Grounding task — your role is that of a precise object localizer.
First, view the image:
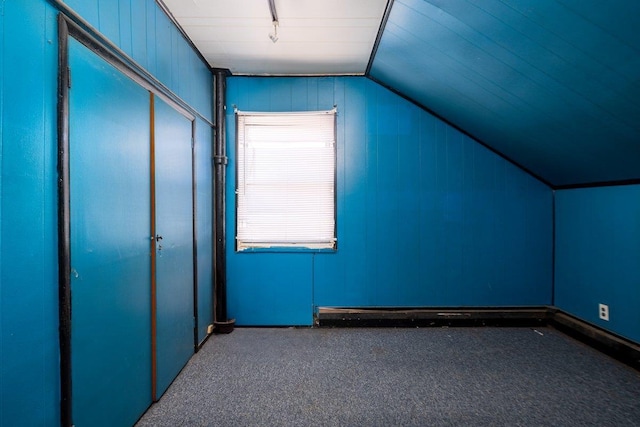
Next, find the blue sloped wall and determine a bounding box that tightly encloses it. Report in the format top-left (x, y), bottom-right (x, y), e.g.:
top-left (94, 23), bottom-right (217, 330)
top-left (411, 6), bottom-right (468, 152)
top-left (0, 0), bottom-right (213, 425)
top-left (226, 76), bottom-right (553, 325)
top-left (555, 185), bottom-right (640, 344)
top-left (370, 0), bottom-right (640, 186)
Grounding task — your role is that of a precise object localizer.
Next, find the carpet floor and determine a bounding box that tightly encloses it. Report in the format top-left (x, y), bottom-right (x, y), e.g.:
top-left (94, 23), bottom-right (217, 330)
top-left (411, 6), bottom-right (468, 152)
top-left (136, 327), bottom-right (640, 427)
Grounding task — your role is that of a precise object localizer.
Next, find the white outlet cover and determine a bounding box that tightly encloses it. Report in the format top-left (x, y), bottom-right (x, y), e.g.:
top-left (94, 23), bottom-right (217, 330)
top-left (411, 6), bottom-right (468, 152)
top-left (599, 304), bottom-right (609, 321)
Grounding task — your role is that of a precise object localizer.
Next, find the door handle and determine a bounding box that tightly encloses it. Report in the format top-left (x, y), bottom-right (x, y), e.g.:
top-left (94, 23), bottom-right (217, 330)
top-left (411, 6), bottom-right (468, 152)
top-left (155, 235), bottom-right (163, 252)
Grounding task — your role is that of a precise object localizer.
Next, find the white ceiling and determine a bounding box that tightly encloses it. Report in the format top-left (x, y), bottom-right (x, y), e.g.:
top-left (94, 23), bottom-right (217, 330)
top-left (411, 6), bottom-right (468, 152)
top-left (161, 0), bottom-right (389, 75)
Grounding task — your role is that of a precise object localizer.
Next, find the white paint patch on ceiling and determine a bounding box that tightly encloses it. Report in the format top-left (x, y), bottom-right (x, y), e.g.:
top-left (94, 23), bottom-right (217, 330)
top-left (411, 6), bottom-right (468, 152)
top-left (161, 0), bottom-right (389, 75)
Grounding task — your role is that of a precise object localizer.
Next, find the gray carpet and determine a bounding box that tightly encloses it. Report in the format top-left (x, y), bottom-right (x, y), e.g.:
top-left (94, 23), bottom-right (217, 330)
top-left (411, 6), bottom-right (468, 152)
top-left (136, 327), bottom-right (640, 427)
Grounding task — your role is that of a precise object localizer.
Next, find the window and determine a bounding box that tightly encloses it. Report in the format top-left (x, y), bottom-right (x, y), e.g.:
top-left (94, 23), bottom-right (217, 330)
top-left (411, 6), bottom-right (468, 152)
top-left (236, 109), bottom-right (337, 251)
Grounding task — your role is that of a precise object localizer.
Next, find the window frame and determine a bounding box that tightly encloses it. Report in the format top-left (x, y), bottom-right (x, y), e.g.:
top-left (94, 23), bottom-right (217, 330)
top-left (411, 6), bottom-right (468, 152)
top-left (234, 108), bottom-right (338, 252)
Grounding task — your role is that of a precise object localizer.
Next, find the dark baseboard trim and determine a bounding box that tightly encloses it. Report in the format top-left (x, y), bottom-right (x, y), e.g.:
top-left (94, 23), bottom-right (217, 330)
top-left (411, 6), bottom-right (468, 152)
top-left (549, 310), bottom-right (640, 370)
top-left (316, 306), bottom-right (640, 370)
top-left (316, 307), bottom-right (550, 328)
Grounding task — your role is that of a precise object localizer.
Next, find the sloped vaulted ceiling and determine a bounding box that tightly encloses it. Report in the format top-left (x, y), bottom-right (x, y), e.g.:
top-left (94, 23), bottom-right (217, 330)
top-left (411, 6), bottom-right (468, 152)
top-left (369, 0), bottom-right (640, 187)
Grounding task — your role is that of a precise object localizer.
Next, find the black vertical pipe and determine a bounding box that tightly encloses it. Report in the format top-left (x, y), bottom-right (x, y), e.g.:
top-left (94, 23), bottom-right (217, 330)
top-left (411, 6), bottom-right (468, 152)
top-left (57, 13), bottom-right (73, 427)
top-left (213, 69), bottom-right (234, 333)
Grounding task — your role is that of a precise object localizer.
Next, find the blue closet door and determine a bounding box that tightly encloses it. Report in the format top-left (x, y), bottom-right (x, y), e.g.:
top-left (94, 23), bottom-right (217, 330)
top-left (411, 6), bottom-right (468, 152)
top-left (69, 38), bottom-right (152, 427)
top-left (154, 97), bottom-right (195, 397)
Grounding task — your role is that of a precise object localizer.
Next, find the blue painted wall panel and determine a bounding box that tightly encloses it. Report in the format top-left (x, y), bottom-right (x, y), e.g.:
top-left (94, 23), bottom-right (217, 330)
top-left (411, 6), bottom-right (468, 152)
top-left (371, 0), bottom-right (640, 186)
top-left (195, 119), bottom-right (214, 342)
top-left (63, 0), bottom-right (99, 25)
top-left (118, 0), bottom-right (133, 57)
top-left (98, 0), bottom-right (120, 47)
top-left (178, 40), bottom-right (189, 106)
top-left (555, 186), bottom-right (640, 344)
top-left (170, 28), bottom-right (182, 98)
top-left (145, 0), bottom-right (157, 76)
top-left (227, 253), bottom-right (314, 326)
top-left (153, 7), bottom-right (173, 94)
top-left (226, 77), bottom-right (553, 325)
top-left (0, 1), bottom-right (60, 425)
top-left (130, 0), bottom-right (148, 70)
top-left (62, 0), bottom-right (213, 122)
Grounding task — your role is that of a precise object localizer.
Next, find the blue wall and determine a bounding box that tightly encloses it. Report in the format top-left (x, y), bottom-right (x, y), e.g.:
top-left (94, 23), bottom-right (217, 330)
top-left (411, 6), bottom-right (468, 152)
top-left (61, 0), bottom-right (212, 118)
top-left (226, 77), bottom-right (553, 326)
top-left (371, 0), bottom-right (640, 187)
top-left (0, 1), bottom-right (213, 425)
top-left (6, 1), bottom-right (636, 424)
top-left (196, 118), bottom-right (214, 343)
top-left (1, 2), bottom-right (59, 425)
top-left (555, 185), bottom-right (640, 344)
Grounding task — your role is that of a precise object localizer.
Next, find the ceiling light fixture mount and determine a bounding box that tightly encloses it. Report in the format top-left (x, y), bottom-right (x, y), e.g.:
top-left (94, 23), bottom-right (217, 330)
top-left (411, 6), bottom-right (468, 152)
top-left (268, 0), bottom-right (279, 43)
top-left (269, 21), bottom-right (279, 43)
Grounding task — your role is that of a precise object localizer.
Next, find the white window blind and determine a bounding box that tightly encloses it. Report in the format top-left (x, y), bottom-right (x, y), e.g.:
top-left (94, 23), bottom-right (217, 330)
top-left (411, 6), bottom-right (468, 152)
top-left (236, 109), bottom-right (336, 251)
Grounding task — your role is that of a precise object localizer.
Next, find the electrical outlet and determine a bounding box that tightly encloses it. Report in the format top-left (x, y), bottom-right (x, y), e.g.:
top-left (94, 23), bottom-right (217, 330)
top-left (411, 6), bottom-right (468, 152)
top-left (599, 304), bottom-right (609, 321)
top-left (207, 324), bottom-right (214, 334)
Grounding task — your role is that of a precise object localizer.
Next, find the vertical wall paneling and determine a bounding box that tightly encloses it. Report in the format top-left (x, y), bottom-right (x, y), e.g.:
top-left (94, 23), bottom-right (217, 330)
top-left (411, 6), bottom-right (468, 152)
top-left (363, 79), bottom-right (379, 305)
top-left (396, 98), bottom-right (421, 304)
top-left (130, 0), bottom-right (147, 69)
top-left (340, 79), bottom-right (367, 305)
top-left (97, 0), bottom-right (119, 47)
top-left (374, 85), bottom-right (400, 305)
top-left (61, 0), bottom-right (213, 123)
top-left (170, 22), bottom-right (180, 97)
top-left (196, 117), bottom-right (214, 343)
top-left (42, 10), bottom-right (59, 424)
top-left (555, 185), bottom-right (640, 344)
top-left (154, 7), bottom-right (172, 95)
top-left (61, 0), bottom-right (98, 25)
top-left (118, 0), bottom-right (133, 58)
top-left (68, 37), bottom-right (152, 427)
top-left (226, 253), bottom-right (314, 326)
top-left (145, 0), bottom-right (157, 77)
top-left (1, 1), bottom-right (60, 425)
top-left (154, 96), bottom-right (195, 397)
top-left (226, 77), bottom-right (553, 325)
